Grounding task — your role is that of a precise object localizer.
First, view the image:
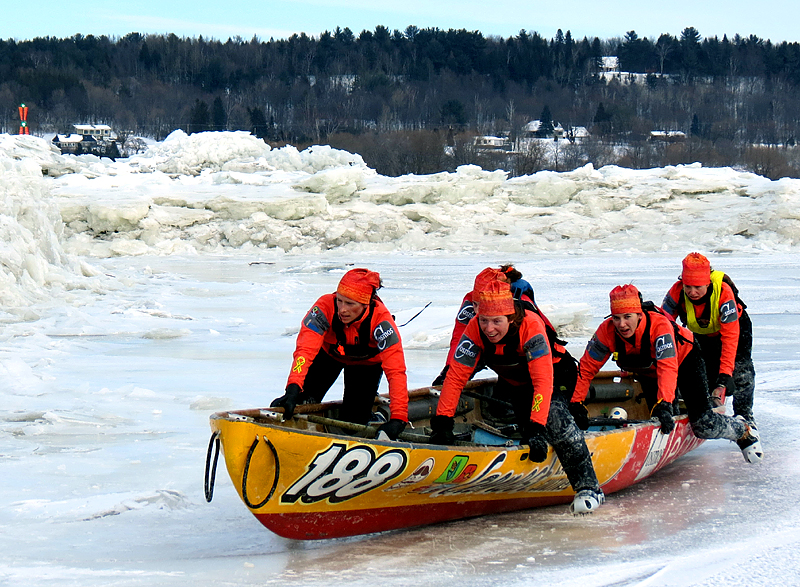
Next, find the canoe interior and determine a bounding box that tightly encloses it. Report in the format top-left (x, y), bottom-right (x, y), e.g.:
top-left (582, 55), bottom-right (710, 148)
top-left (221, 371), bottom-right (655, 443)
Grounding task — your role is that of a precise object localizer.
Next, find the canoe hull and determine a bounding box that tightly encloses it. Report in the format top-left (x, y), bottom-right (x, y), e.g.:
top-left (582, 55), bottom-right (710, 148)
top-left (210, 401), bottom-right (703, 540)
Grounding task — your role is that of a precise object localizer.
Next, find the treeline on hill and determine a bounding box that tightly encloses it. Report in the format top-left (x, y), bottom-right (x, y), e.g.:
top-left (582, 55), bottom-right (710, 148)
top-left (2, 26), bottom-right (800, 178)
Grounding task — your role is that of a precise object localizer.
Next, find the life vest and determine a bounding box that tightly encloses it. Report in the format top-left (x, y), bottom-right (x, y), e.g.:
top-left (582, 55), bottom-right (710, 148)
top-left (517, 299), bottom-right (571, 360)
top-left (478, 321), bottom-right (529, 382)
top-left (681, 271), bottom-right (725, 335)
top-left (476, 300), bottom-right (568, 381)
top-left (614, 303), bottom-right (691, 372)
top-left (329, 301), bottom-right (379, 360)
top-left (614, 311), bottom-right (655, 373)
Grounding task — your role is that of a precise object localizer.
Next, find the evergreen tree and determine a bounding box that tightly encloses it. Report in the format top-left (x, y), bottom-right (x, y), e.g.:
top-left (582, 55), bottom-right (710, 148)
top-left (538, 105), bottom-right (554, 137)
top-left (188, 99), bottom-right (211, 134)
top-left (440, 100), bottom-right (467, 125)
top-left (249, 106), bottom-right (268, 139)
top-left (691, 114), bottom-right (701, 137)
top-left (593, 102), bottom-right (613, 136)
top-left (212, 96), bottom-right (226, 131)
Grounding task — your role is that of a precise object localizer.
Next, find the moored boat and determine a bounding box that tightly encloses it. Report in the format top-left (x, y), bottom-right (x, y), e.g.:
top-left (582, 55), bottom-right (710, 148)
top-left (205, 371), bottom-right (704, 540)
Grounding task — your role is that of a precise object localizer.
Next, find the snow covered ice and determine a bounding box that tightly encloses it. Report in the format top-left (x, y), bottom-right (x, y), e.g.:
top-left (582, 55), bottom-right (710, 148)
top-left (2, 131), bottom-right (800, 586)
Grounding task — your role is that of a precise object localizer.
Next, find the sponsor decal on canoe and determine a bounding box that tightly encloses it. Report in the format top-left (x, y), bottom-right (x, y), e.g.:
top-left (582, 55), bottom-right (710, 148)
top-left (435, 455), bottom-right (469, 482)
top-left (413, 452), bottom-right (571, 498)
top-left (635, 423), bottom-right (705, 481)
top-left (432, 455), bottom-right (479, 483)
top-left (386, 457), bottom-right (435, 491)
top-left (281, 443), bottom-right (407, 504)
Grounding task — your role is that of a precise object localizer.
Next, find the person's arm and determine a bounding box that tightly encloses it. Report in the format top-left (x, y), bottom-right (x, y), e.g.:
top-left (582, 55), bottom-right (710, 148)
top-left (661, 282), bottom-right (683, 319)
top-left (444, 294), bottom-right (475, 366)
top-left (716, 283), bottom-right (740, 385)
top-left (437, 320), bottom-right (483, 417)
top-left (286, 295), bottom-right (333, 390)
top-left (520, 316), bottom-right (554, 426)
top-left (651, 318), bottom-right (680, 404)
top-left (371, 304), bottom-right (409, 422)
top-left (572, 322), bottom-right (613, 402)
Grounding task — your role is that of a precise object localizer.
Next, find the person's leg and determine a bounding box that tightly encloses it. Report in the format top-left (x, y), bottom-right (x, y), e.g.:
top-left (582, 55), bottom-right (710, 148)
top-left (340, 363), bottom-right (384, 424)
top-left (504, 379), bottom-right (534, 429)
top-left (301, 350), bottom-right (344, 403)
top-left (635, 376), bottom-right (659, 412)
top-left (678, 344), bottom-right (746, 441)
top-left (695, 334), bottom-right (722, 390)
top-left (553, 351), bottom-right (578, 399)
top-left (545, 393), bottom-right (601, 493)
top-left (732, 311), bottom-right (756, 424)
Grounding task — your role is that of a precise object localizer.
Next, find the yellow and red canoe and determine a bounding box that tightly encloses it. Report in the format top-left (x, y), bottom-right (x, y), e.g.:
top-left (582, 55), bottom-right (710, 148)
top-left (206, 373), bottom-right (703, 540)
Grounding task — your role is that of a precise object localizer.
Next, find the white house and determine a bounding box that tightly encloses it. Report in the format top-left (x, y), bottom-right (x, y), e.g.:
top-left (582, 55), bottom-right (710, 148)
top-left (600, 56), bottom-right (619, 72)
top-left (649, 130), bottom-right (687, 143)
top-left (53, 124), bottom-right (120, 157)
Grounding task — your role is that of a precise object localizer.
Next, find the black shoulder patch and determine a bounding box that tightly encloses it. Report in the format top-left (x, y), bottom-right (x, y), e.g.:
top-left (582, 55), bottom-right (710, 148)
top-left (523, 333), bottom-right (550, 362)
top-left (373, 321), bottom-right (400, 351)
top-left (453, 334), bottom-right (480, 368)
top-left (302, 306), bottom-right (330, 335)
top-left (456, 300), bottom-right (476, 325)
top-left (586, 336), bottom-right (610, 362)
top-left (720, 300), bottom-right (738, 324)
top-left (654, 333), bottom-right (677, 360)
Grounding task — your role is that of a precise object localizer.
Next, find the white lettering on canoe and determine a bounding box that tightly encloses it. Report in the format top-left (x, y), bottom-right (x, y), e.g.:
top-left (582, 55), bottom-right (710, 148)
top-left (281, 443), bottom-right (408, 505)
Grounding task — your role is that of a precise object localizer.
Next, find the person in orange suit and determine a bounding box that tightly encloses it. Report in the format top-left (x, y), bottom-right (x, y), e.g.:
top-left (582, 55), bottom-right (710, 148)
top-left (270, 268), bottom-right (409, 440)
top-left (431, 279), bottom-right (604, 514)
top-left (433, 265), bottom-right (576, 421)
top-left (662, 253), bottom-right (757, 429)
top-left (573, 284), bottom-right (762, 463)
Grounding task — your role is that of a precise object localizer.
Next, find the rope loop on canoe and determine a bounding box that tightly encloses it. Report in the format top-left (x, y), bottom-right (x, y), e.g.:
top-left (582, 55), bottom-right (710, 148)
top-left (242, 434), bottom-right (280, 509)
top-left (204, 430), bottom-right (221, 503)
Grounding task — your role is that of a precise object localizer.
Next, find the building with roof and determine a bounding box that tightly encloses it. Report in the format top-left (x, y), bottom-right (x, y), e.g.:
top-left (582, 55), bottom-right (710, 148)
top-left (53, 124), bottom-right (120, 158)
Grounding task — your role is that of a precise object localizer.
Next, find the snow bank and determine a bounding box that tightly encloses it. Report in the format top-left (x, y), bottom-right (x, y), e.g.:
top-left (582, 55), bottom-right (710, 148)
top-left (4, 131), bottom-right (800, 262)
top-left (0, 137), bottom-right (105, 314)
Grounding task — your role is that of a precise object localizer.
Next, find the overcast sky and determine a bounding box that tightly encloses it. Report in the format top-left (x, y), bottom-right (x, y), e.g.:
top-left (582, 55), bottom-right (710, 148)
top-left (6, 0), bottom-right (800, 43)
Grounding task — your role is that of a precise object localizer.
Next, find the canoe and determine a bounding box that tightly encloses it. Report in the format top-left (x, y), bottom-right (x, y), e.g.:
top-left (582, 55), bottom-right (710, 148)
top-left (205, 372), bottom-right (704, 540)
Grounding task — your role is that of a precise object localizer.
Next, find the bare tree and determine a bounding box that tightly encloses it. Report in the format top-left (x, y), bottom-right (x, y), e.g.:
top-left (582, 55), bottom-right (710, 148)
top-left (511, 139), bottom-right (548, 177)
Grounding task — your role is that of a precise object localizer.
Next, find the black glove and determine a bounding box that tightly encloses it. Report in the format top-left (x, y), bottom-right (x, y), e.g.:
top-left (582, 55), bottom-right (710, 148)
top-left (651, 399), bottom-right (675, 435)
top-left (270, 383), bottom-right (302, 420)
top-left (568, 401), bottom-right (590, 430)
top-left (714, 373), bottom-right (732, 390)
top-left (429, 415), bottom-right (456, 445)
top-left (522, 421), bottom-right (549, 462)
top-left (376, 419), bottom-right (407, 441)
top-left (432, 365), bottom-right (449, 386)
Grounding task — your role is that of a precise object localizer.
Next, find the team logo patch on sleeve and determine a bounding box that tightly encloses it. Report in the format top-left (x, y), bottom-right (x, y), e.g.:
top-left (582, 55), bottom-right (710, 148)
top-left (523, 333), bottom-right (550, 362)
top-left (655, 333), bottom-right (677, 360)
top-left (586, 336), bottom-right (610, 362)
top-left (456, 301), bottom-right (476, 325)
top-left (373, 321), bottom-right (400, 351)
top-left (453, 334), bottom-right (480, 368)
top-left (720, 300), bottom-right (738, 323)
top-left (303, 306), bottom-right (330, 335)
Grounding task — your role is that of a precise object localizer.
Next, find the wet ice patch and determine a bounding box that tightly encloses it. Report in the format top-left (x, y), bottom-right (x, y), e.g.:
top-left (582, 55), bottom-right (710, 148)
top-left (189, 396), bottom-right (232, 411)
top-left (141, 328), bottom-right (191, 339)
top-left (12, 489), bottom-right (192, 522)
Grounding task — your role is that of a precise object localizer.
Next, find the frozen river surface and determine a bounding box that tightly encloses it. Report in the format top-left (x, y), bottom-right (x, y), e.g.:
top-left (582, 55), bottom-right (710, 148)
top-left (3, 252), bottom-right (799, 587)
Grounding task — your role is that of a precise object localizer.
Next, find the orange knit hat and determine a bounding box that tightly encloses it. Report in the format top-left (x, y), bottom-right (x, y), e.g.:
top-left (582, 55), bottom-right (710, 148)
top-left (472, 267), bottom-right (503, 298)
top-left (337, 268), bottom-right (381, 304)
top-left (681, 252), bottom-right (711, 287)
top-left (609, 284), bottom-right (642, 315)
top-left (476, 280), bottom-right (515, 316)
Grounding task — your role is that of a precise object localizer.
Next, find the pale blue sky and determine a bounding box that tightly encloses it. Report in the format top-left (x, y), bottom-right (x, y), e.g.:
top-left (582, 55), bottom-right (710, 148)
top-left (6, 0), bottom-right (800, 43)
